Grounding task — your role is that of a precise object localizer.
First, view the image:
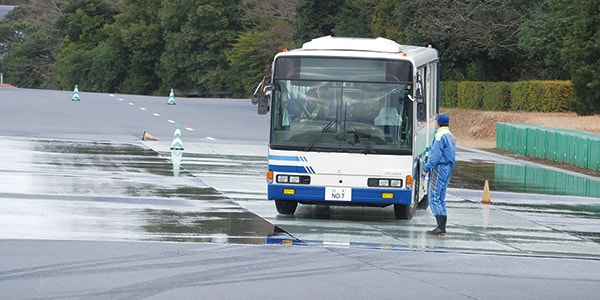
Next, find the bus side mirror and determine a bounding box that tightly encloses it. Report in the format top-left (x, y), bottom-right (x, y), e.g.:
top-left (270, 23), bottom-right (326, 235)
top-left (257, 84), bottom-right (272, 115)
top-left (251, 93), bottom-right (260, 105)
top-left (407, 94), bottom-right (426, 121)
top-left (252, 75), bottom-right (271, 105)
top-left (251, 80), bottom-right (262, 105)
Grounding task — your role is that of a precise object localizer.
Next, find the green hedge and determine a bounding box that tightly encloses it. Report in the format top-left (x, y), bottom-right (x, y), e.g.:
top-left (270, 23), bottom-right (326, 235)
top-left (511, 81), bottom-right (572, 112)
top-left (456, 81), bottom-right (485, 109)
top-left (440, 81), bottom-right (458, 107)
top-left (482, 82), bottom-right (511, 111)
top-left (441, 80), bottom-right (573, 112)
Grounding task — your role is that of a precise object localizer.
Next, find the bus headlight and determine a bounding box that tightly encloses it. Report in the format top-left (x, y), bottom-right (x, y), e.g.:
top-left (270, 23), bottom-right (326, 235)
top-left (275, 174), bottom-right (311, 184)
top-left (368, 178), bottom-right (403, 188)
top-left (277, 175), bottom-right (288, 183)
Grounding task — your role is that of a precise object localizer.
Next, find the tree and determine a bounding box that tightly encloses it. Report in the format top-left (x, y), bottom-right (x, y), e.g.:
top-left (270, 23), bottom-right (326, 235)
top-left (293, 0), bottom-right (344, 44)
top-left (517, 0), bottom-right (573, 80)
top-left (157, 0), bottom-right (241, 94)
top-left (397, 0), bottom-right (543, 81)
top-left (53, 0), bottom-right (122, 91)
top-left (519, 0), bottom-right (599, 115)
top-left (225, 0), bottom-right (298, 97)
top-left (1, 25), bottom-right (58, 88)
top-left (110, 0), bottom-right (163, 94)
top-left (371, 0), bottom-right (405, 42)
top-left (331, 0), bottom-right (374, 37)
top-left (0, 0), bottom-right (66, 88)
top-left (560, 0), bottom-right (600, 115)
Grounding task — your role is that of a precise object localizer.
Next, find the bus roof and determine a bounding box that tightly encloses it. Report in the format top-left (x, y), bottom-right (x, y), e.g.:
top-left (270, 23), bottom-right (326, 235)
top-left (281, 36), bottom-right (439, 66)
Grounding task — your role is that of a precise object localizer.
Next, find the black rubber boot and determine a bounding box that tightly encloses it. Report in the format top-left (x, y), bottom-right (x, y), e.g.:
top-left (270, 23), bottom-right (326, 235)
top-left (427, 216), bottom-right (447, 237)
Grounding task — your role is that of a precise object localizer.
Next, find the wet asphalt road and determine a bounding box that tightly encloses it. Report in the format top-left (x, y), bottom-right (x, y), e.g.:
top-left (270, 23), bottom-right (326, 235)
top-left (1, 87), bottom-right (599, 299)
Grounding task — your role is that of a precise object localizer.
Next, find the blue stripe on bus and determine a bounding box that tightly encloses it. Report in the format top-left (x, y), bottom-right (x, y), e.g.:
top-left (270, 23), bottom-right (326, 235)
top-left (269, 155), bottom-right (301, 161)
top-left (268, 165), bottom-right (309, 173)
top-left (303, 166), bottom-right (316, 174)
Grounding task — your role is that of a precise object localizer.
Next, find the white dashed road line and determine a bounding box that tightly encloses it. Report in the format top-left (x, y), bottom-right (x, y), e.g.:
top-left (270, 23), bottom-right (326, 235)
top-left (109, 94), bottom-right (197, 135)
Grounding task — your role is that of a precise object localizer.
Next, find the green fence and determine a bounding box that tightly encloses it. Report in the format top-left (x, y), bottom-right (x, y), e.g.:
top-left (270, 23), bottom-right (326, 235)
top-left (496, 122), bottom-right (600, 171)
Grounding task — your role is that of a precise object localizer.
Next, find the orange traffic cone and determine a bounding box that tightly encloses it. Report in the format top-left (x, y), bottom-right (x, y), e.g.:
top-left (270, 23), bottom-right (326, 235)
top-left (480, 179), bottom-right (493, 204)
top-left (142, 131), bottom-right (159, 141)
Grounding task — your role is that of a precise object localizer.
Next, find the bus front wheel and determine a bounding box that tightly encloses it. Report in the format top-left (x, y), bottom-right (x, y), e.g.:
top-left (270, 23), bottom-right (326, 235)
top-left (393, 200), bottom-right (417, 219)
top-left (275, 200), bottom-right (298, 215)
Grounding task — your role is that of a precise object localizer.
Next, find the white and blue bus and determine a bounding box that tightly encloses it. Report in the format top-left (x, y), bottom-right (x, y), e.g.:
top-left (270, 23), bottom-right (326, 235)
top-left (254, 36), bottom-right (440, 219)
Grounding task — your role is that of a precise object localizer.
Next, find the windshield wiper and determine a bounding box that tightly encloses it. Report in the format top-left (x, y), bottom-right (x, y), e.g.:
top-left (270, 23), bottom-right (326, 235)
top-left (304, 118), bottom-right (337, 151)
top-left (344, 119), bottom-right (376, 154)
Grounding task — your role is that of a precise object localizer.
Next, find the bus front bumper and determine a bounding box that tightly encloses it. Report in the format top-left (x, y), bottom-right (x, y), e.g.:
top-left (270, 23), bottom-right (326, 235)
top-left (268, 184), bottom-right (412, 206)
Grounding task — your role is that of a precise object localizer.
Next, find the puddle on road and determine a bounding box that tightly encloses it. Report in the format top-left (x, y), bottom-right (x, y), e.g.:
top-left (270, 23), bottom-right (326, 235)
top-left (0, 139), bottom-right (277, 244)
top-left (451, 161), bottom-right (600, 198)
top-left (451, 160), bottom-right (600, 245)
top-left (142, 209), bottom-right (276, 244)
top-left (497, 203), bottom-right (600, 244)
top-left (2, 139), bottom-right (221, 199)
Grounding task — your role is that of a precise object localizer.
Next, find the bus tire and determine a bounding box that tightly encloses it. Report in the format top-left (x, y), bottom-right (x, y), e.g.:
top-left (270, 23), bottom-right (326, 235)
top-left (394, 201), bottom-right (416, 220)
top-left (275, 200), bottom-right (298, 215)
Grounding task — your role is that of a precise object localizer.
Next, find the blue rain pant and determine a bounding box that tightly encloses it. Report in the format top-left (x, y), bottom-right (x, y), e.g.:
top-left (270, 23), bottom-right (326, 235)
top-left (428, 163), bottom-right (453, 216)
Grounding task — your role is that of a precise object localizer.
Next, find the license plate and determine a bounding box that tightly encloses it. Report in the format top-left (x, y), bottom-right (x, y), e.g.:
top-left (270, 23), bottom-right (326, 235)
top-left (325, 187), bottom-right (352, 201)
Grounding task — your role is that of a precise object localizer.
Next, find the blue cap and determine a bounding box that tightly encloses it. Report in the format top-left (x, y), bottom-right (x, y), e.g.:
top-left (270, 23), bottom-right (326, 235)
top-left (437, 114), bottom-right (449, 126)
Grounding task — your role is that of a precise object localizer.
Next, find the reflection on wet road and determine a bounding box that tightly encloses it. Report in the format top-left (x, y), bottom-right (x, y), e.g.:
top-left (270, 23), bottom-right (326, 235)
top-left (452, 161), bottom-right (600, 198)
top-left (1, 137), bottom-right (599, 259)
top-left (0, 138), bottom-right (275, 244)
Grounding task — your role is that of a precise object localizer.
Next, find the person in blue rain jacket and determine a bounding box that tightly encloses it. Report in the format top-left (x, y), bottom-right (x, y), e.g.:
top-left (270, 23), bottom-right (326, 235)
top-left (421, 114), bottom-right (456, 236)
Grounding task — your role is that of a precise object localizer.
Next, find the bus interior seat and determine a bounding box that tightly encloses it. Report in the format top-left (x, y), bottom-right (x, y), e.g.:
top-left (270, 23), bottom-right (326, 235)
top-left (374, 107), bottom-right (402, 142)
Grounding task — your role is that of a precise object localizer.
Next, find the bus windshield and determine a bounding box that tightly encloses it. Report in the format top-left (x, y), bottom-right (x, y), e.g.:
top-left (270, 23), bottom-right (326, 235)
top-left (270, 79), bottom-right (414, 154)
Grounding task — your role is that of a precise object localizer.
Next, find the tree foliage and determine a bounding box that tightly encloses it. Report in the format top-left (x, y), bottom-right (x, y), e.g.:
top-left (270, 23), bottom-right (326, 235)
top-left (394, 0), bottom-right (544, 81)
top-left (293, 0), bottom-right (344, 43)
top-left (110, 0), bottom-right (163, 95)
top-left (53, 0), bottom-right (122, 91)
top-left (226, 0), bottom-right (297, 96)
top-left (0, 0), bottom-right (65, 88)
top-left (519, 0), bottom-right (600, 115)
top-left (157, 0), bottom-right (240, 95)
top-left (0, 0), bottom-right (598, 114)
top-left (560, 0), bottom-right (600, 115)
